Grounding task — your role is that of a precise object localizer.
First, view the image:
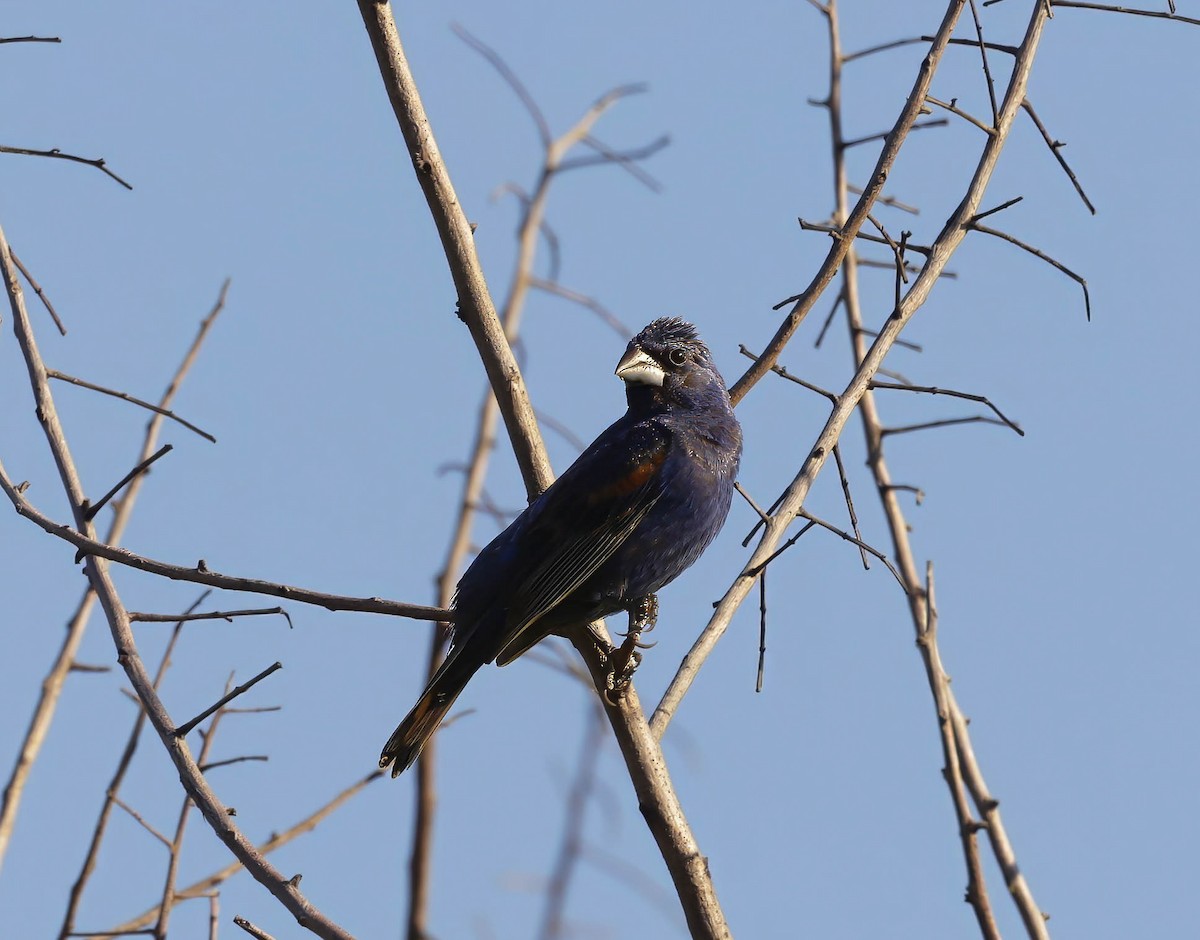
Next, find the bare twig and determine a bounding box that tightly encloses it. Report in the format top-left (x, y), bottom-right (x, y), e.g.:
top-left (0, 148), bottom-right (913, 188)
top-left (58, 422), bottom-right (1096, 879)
top-left (917, 564), bottom-right (1000, 939)
top-left (969, 220), bottom-right (1092, 320)
top-left (112, 794), bottom-right (172, 848)
top-left (10, 249), bottom-right (67, 334)
top-left (0, 144), bottom-right (133, 189)
top-left (842, 117), bottom-right (947, 149)
top-left (926, 95), bottom-right (996, 135)
top-left (529, 277), bottom-right (632, 338)
top-left (130, 607), bottom-right (291, 627)
top-left (808, 4), bottom-right (1050, 934)
top-left (870, 381), bottom-right (1023, 435)
top-left (233, 917), bottom-right (277, 940)
top-left (652, 0), bottom-right (1051, 748)
top-left (103, 771), bottom-right (383, 937)
top-left (0, 470), bottom-right (447, 621)
top-left (967, 0), bottom-right (1000, 125)
top-left (46, 369), bottom-right (216, 442)
top-left (1020, 99), bottom-right (1096, 214)
top-left (1050, 1), bottom-right (1200, 26)
top-left (882, 415), bottom-right (1009, 437)
top-left (175, 663), bottom-right (282, 738)
top-left (85, 445), bottom-right (173, 521)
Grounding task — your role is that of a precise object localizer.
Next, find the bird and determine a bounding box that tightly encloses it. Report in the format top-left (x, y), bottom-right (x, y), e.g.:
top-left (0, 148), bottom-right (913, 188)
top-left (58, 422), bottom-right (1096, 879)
top-left (380, 316), bottom-right (742, 776)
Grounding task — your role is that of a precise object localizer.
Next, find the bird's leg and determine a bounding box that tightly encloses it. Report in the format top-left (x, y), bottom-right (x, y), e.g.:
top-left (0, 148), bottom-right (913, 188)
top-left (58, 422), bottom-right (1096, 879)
top-left (606, 594), bottom-right (658, 701)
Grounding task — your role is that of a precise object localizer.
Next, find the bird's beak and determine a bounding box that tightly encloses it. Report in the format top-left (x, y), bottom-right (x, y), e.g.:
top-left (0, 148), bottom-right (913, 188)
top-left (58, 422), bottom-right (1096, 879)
top-left (615, 347), bottom-right (665, 387)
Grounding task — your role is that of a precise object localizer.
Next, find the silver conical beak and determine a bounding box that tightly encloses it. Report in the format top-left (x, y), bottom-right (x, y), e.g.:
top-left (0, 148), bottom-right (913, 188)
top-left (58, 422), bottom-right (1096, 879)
top-left (615, 347), bottom-right (665, 387)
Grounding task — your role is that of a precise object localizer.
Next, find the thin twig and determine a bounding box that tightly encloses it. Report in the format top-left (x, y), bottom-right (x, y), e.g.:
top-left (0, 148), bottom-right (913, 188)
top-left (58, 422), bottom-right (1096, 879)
top-left (85, 445), bottom-right (173, 521)
top-left (870, 381), bottom-right (1023, 435)
top-left (103, 771), bottom-right (384, 936)
top-left (0, 468), bottom-right (447, 621)
top-left (882, 415), bottom-right (1008, 436)
top-left (917, 564), bottom-right (1000, 938)
top-left (0, 144), bottom-right (133, 189)
top-left (529, 277), bottom-right (632, 339)
top-left (1020, 99), bottom-right (1096, 214)
top-left (233, 917), bottom-right (277, 940)
top-left (10, 249), bottom-right (66, 334)
top-left (794, 510), bottom-right (906, 591)
top-left (46, 369), bottom-right (216, 442)
top-left (112, 794), bottom-right (172, 848)
top-left (831, 444), bottom-right (869, 569)
top-left (969, 221), bottom-right (1092, 320)
top-left (730, 0), bottom-right (972, 402)
top-left (130, 607), bottom-right (292, 627)
top-left (967, 0), bottom-right (1000, 126)
top-left (175, 664), bottom-right (282, 738)
top-left (1050, 1), bottom-right (1200, 26)
top-left (926, 95), bottom-right (996, 135)
top-left (0, 278), bottom-right (224, 880)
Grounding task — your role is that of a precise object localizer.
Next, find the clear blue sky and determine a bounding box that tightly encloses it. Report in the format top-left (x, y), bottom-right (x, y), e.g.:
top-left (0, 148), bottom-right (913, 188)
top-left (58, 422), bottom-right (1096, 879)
top-left (2, 3), bottom-right (1197, 938)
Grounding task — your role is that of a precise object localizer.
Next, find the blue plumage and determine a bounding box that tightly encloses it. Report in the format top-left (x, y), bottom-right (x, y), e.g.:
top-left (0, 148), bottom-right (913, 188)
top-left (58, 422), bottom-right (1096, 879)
top-left (380, 317), bottom-right (742, 775)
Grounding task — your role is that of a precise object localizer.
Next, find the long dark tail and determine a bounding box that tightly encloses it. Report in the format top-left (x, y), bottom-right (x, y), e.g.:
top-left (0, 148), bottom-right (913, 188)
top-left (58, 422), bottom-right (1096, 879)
top-left (379, 645), bottom-right (480, 777)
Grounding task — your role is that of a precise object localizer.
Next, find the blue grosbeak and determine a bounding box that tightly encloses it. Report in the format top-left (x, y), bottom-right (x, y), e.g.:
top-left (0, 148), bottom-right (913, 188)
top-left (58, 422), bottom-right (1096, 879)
top-left (380, 317), bottom-right (742, 776)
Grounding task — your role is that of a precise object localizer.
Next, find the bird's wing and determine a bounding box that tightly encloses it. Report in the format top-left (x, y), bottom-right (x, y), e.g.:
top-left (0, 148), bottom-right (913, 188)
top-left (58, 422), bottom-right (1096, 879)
top-left (492, 419), bottom-right (671, 665)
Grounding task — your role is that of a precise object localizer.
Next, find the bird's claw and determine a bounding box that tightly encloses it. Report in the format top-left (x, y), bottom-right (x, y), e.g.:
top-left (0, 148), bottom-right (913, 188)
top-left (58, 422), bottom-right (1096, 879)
top-left (602, 595), bottom-right (659, 702)
top-left (604, 642), bottom-right (643, 703)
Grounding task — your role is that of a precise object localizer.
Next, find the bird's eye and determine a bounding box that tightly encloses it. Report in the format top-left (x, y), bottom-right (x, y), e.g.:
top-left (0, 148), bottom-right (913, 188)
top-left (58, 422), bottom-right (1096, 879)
top-left (668, 348), bottom-right (687, 366)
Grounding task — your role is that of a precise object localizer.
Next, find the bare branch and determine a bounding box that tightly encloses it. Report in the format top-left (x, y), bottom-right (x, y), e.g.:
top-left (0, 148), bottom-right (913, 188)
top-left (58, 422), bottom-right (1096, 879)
top-left (10, 249), bottom-right (67, 334)
top-left (130, 607), bottom-right (291, 627)
top-left (358, 1), bottom-right (553, 498)
top-left (175, 663), bottom-right (283, 738)
top-left (452, 23), bottom-right (550, 146)
top-left (0, 144), bottom-right (133, 189)
top-left (729, 0), bottom-right (973, 403)
top-left (530, 277), bottom-right (632, 339)
top-left (85, 445), bottom-right (173, 521)
top-left (104, 771), bottom-right (384, 936)
top-left (1051, 1), bottom-right (1200, 26)
top-left (969, 220), bottom-right (1092, 320)
top-left (967, 0), bottom-right (1001, 126)
top-left (653, 0), bottom-right (1053, 743)
top-left (917, 564), bottom-right (1001, 939)
top-left (870, 380), bottom-right (1024, 435)
top-left (233, 916), bottom-right (277, 940)
top-left (926, 95), bottom-right (996, 135)
top-left (0, 464), bottom-right (447, 621)
top-left (1020, 98), bottom-right (1096, 214)
top-left (842, 117), bottom-right (947, 149)
top-left (46, 369), bottom-right (216, 442)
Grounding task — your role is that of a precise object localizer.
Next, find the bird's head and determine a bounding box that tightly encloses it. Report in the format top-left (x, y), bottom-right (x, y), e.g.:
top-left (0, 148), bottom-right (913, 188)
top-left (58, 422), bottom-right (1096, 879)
top-left (615, 317), bottom-right (726, 409)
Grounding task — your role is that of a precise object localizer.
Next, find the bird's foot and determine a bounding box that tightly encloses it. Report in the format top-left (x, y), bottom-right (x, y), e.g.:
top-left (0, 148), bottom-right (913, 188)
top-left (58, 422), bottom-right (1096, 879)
top-left (604, 635), bottom-right (643, 703)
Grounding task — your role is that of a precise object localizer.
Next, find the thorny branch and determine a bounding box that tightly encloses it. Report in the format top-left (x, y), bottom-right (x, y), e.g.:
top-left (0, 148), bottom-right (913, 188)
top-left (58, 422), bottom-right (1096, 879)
top-left (2, 217), bottom-right (355, 938)
top-left (0, 283), bottom-right (229, 877)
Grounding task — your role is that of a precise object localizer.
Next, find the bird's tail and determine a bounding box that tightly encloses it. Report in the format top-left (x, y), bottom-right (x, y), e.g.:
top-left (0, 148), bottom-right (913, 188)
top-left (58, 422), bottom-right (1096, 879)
top-left (379, 646), bottom-right (479, 777)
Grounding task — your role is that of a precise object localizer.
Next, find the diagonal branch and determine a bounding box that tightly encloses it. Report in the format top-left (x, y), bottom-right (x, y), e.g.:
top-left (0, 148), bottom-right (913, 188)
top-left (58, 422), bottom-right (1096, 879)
top-left (729, 0), bottom-right (971, 403)
top-left (651, 0), bottom-right (1050, 743)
